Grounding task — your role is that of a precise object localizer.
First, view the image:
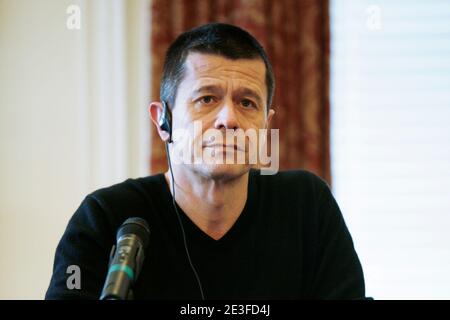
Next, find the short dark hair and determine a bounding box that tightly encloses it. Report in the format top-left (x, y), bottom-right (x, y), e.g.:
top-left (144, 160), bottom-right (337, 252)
top-left (160, 23), bottom-right (275, 111)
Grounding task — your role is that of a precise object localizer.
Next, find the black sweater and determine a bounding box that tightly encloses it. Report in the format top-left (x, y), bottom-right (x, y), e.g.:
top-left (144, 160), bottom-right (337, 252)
top-left (45, 169), bottom-right (366, 299)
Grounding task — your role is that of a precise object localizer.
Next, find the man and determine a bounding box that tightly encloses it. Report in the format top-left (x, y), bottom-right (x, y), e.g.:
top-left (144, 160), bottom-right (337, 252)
top-left (46, 23), bottom-right (366, 299)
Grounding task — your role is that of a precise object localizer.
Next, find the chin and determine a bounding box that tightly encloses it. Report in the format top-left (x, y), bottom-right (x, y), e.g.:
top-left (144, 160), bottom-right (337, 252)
top-left (190, 163), bottom-right (250, 181)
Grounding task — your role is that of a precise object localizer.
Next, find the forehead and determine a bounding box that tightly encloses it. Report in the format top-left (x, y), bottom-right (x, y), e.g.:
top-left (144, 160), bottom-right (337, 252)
top-left (182, 52), bottom-right (266, 93)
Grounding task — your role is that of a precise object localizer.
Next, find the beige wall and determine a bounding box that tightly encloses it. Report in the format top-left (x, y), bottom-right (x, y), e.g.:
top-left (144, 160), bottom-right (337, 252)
top-left (0, 0), bottom-right (150, 299)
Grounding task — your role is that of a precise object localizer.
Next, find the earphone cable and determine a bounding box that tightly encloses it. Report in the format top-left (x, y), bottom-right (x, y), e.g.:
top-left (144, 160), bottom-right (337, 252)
top-left (165, 142), bottom-right (205, 300)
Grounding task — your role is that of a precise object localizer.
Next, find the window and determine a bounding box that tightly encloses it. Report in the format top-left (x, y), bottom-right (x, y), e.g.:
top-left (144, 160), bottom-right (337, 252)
top-left (331, 0), bottom-right (450, 299)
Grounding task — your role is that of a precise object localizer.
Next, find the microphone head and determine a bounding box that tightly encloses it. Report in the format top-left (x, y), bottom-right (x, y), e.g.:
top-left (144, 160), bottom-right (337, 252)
top-left (117, 217), bottom-right (151, 248)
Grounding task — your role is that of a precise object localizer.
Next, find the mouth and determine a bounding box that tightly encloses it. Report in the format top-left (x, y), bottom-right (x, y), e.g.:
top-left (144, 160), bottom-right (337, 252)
top-left (203, 144), bottom-right (245, 152)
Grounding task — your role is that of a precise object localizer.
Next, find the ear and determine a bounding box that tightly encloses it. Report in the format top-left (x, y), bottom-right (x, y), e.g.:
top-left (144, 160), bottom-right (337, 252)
top-left (259, 108), bottom-right (276, 147)
top-left (148, 101), bottom-right (170, 142)
top-left (265, 108), bottom-right (276, 129)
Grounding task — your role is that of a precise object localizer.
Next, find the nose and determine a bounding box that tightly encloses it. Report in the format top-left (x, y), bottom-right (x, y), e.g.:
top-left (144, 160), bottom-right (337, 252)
top-left (213, 99), bottom-right (239, 131)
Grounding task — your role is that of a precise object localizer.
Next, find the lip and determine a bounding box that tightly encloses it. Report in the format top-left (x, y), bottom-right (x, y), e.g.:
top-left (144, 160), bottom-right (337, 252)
top-left (203, 144), bottom-right (244, 152)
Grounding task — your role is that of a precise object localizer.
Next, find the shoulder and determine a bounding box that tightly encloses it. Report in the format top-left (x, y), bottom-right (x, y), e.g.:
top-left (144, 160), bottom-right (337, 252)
top-left (251, 168), bottom-right (330, 198)
top-left (88, 174), bottom-right (165, 211)
top-left (249, 168), bottom-right (334, 227)
top-left (68, 174), bottom-right (166, 237)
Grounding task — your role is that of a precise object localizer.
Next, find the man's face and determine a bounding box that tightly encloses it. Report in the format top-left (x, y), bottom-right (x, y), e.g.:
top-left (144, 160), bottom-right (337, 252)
top-left (170, 52), bottom-right (274, 180)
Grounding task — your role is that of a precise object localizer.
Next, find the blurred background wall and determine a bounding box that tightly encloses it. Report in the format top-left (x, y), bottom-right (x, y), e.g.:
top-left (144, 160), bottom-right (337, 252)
top-left (0, 0), bottom-right (151, 299)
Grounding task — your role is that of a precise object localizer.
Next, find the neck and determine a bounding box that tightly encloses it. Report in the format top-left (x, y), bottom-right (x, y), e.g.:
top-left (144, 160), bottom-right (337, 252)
top-left (164, 167), bottom-right (249, 240)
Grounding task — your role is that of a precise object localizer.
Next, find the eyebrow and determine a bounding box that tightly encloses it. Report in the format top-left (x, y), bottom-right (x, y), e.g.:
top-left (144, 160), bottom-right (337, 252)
top-left (192, 85), bottom-right (224, 96)
top-left (235, 88), bottom-right (264, 107)
top-left (191, 85), bottom-right (264, 107)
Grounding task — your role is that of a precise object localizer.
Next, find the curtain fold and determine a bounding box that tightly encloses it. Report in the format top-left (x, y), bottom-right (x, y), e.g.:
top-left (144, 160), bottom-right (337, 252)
top-left (150, 0), bottom-right (331, 184)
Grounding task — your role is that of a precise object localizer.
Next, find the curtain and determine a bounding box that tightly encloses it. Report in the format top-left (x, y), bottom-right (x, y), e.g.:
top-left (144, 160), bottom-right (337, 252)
top-left (150, 0), bottom-right (331, 184)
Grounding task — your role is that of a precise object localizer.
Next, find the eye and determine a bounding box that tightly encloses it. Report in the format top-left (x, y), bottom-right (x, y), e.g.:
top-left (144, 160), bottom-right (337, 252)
top-left (241, 99), bottom-right (257, 109)
top-left (199, 96), bottom-right (216, 105)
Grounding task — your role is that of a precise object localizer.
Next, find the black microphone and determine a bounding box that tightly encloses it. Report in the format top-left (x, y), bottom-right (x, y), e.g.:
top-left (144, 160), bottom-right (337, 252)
top-left (100, 217), bottom-right (150, 300)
